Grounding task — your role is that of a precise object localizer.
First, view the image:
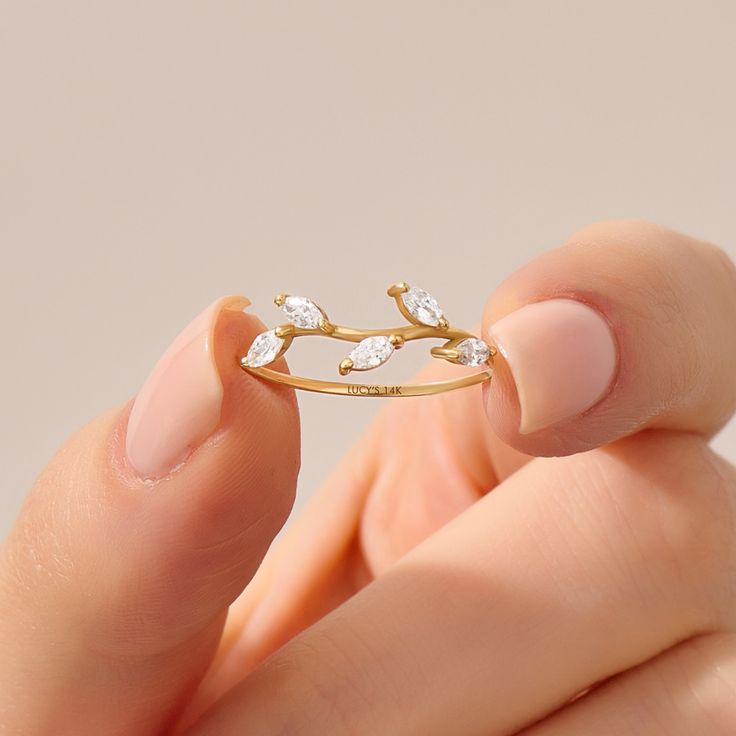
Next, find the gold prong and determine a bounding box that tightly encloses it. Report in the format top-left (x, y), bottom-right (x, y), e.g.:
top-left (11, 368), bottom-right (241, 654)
top-left (275, 324), bottom-right (295, 338)
top-left (274, 293), bottom-right (287, 306)
top-left (389, 334), bottom-right (405, 348)
top-left (319, 318), bottom-right (336, 335)
top-left (430, 346), bottom-right (460, 362)
top-left (386, 281), bottom-right (410, 297)
top-left (338, 358), bottom-right (353, 376)
top-left (489, 345), bottom-right (497, 357)
top-left (437, 317), bottom-right (449, 330)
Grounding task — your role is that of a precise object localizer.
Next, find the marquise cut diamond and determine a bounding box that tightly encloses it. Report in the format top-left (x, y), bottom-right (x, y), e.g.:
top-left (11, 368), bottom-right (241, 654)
top-left (349, 336), bottom-right (394, 370)
top-left (401, 286), bottom-right (444, 326)
top-left (281, 296), bottom-right (323, 329)
top-left (243, 330), bottom-right (284, 367)
top-left (456, 338), bottom-right (491, 367)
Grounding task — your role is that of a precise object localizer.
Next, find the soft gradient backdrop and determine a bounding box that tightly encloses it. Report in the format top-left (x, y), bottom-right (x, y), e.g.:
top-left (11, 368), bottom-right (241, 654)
top-left (1, 1), bottom-right (734, 538)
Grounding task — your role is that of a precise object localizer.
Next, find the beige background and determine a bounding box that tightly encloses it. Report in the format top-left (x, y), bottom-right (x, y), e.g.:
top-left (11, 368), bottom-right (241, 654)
top-left (1, 2), bottom-right (734, 538)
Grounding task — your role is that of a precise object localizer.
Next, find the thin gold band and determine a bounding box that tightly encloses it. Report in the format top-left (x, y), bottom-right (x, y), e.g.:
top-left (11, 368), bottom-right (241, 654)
top-left (240, 364), bottom-right (493, 397)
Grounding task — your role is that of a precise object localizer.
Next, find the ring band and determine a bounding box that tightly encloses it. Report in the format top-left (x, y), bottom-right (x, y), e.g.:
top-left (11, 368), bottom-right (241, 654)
top-left (239, 282), bottom-right (495, 397)
top-left (241, 365), bottom-right (494, 397)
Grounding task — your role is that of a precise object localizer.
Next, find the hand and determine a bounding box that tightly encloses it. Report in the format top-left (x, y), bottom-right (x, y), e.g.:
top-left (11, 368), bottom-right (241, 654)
top-left (1, 221), bottom-right (734, 735)
top-left (188, 221), bottom-right (736, 734)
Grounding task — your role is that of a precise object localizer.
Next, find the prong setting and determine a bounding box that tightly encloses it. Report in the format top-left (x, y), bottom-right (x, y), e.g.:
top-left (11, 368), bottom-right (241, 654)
top-left (386, 282), bottom-right (410, 297)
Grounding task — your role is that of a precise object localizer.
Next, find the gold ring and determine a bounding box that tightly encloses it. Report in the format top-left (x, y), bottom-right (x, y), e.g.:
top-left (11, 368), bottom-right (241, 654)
top-left (239, 282), bottom-right (495, 397)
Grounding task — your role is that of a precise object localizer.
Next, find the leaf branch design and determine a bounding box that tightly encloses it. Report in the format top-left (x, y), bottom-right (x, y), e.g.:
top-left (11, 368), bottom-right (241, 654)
top-left (241, 282), bottom-right (494, 374)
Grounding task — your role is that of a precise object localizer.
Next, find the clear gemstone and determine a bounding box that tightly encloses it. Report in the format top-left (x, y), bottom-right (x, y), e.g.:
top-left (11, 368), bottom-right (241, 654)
top-left (400, 286), bottom-right (444, 326)
top-left (281, 295), bottom-right (323, 329)
top-left (243, 330), bottom-right (284, 367)
top-left (456, 338), bottom-right (491, 367)
top-left (349, 336), bottom-right (394, 370)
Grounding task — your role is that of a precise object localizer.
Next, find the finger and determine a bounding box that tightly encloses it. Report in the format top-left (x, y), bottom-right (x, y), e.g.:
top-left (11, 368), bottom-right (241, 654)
top-left (519, 633), bottom-right (736, 735)
top-left (189, 431), bottom-right (736, 735)
top-left (0, 297), bottom-right (299, 735)
top-left (484, 219), bottom-right (736, 455)
top-left (197, 220), bottom-right (736, 712)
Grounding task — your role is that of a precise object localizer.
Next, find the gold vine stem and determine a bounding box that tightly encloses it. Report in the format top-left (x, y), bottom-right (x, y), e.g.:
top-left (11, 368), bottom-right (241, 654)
top-left (274, 321), bottom-right (475, 343)
top-left (270, 321), bottom-right (482, 374)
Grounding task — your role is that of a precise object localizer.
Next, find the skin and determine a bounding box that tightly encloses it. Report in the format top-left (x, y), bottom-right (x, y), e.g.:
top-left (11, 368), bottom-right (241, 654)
top-left (1, 220), bottom-right (735, 735)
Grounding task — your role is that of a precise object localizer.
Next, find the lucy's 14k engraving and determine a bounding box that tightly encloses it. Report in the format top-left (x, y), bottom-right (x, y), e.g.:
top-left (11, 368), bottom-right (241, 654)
top-left (347, 384), bottom-right (403, 396)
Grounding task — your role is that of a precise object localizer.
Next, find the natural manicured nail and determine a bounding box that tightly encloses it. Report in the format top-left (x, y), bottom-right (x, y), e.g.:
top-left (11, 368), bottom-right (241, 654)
top-left (487, 298), bottom-right (617, 434)
top-left (125, 295), bottom-right (250, 479)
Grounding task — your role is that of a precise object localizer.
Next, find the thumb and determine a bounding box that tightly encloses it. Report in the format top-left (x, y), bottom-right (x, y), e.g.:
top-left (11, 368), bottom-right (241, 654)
top-left (483, 220), bottom-right (736, 456)
top-left (0, 295), bottom-right (299, 735)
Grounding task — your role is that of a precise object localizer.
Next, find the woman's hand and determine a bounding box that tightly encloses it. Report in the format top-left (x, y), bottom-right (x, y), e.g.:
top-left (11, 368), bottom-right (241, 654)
top-left (1, 221), bottom-right (734, 735)
top-left (189, 221), bottom-right (736, 734)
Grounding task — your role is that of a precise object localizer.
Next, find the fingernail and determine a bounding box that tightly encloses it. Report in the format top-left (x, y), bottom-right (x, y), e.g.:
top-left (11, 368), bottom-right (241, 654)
top-left (125, 295), bottom-right (250, 479)
top-left (487, 298), bottom-right (617, 434)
